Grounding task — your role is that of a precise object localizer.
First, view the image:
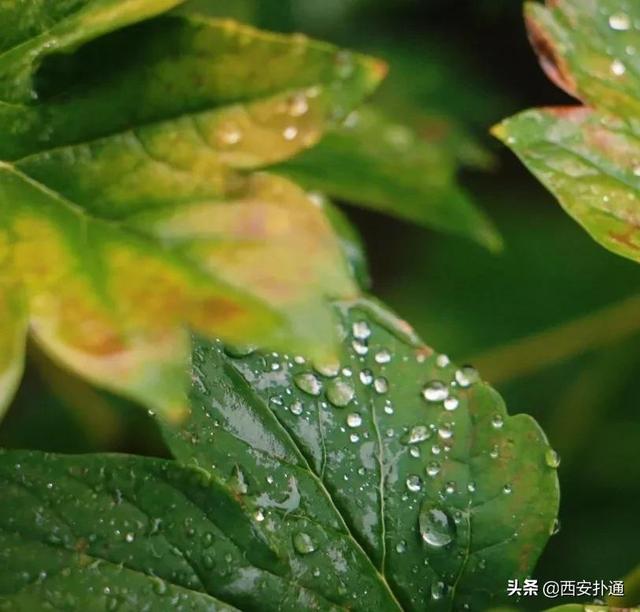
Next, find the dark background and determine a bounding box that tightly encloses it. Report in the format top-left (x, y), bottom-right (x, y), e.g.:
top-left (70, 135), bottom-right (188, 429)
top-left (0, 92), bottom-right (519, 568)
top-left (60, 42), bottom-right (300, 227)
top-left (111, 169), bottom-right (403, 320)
top-left (2, 1), bottom-right (638, 609)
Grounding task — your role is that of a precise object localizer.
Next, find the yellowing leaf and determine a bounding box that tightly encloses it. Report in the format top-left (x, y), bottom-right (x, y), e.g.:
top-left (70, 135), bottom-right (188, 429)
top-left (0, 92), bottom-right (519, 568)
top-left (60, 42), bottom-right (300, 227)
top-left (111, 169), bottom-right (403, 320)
top-left (0, 6), bottom-right (386, 421)
top-left (494, 0), bottom-right (640, 263)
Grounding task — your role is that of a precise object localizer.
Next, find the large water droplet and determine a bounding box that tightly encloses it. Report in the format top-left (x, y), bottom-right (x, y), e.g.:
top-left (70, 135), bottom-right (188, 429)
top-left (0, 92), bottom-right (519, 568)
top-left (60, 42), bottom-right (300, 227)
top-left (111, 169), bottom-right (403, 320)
top-left (374, 377), bottom-right (388, 394)
top-left (313, 359), bottom-right (340, 378)
top-left (436, 354), bottom-right (450, 368)
top-left (293, 532), bottom-right (316, 554)
top-left (491, 414), bottom-right (504, 429)
top-left (611, 59), bottom-right (626, 76)
top-left (406, 474), bottom-right (422, 492)
top-left (422, 381), bottom-right (448, 402)
top-left (609, 12), bottom-right (631, 31)
top-left (347, 413), bottom-right (362, 428)
top-left (444, 397), bottom-right (459, 411)
top-left (401, 425), bottom-right (431, 445)
top-left (545, 448), bottom-right (561, 468)
top-left (375, 349), bottom-right (392, 364)
top-left (326, 378), bottom-right (355, 407)
top-left (352, 320), bottom-right (371, 340)
top-left (455, 366), bottom-right (479, 388)
top-left (419, 502), bottom-right (456, 548)
top-left (294, 373), bottom-right (322, 396)
top-left (290, 400), bottom-right (303, 416)
top-left (359, 369), bottom-right (373, 385)
top-left (426, 461), bottom-right (440, 477)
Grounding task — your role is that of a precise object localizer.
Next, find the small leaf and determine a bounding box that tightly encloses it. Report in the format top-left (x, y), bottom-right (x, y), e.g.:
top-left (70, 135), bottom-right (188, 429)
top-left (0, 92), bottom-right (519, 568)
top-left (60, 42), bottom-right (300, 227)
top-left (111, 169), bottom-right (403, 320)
top-left (495, 0), bottom-right (640, 263)
top-left (0, 6), bottom-right (387, 420)
top-left (278, 106), bottom-right (502, 251)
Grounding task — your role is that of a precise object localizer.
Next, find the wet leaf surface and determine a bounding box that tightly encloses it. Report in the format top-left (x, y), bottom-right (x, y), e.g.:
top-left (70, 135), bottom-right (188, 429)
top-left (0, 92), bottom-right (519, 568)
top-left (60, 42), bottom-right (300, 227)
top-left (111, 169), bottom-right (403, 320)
top-left (0, 301), bottom-right (559, 610)
top-left (495, 0), bottom-right (640, 264)
top-left (0, 2), bottom-right (385, 420)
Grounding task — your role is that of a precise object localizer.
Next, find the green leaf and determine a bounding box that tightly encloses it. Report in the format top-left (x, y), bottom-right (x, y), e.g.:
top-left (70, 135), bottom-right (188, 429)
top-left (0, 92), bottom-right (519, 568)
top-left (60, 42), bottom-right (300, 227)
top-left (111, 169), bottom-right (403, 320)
top-left (494, 0), bottom-right (640, 263)
top-left (0, 4), bottom-right (387, 421)
top-left (0, 301), bottom-right (559, 610)
top-left (163, 299), bottom-right (558, 610)
top-left (277, 106), bottom-right (502, 251)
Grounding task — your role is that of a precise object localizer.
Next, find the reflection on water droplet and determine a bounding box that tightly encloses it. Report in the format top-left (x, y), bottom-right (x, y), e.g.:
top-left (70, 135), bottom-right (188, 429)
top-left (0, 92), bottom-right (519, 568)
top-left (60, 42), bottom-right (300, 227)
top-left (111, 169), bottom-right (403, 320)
top-left (422, 381), bottom-right (448, 402)
top-left (359, 369), bottom-right (373, 385)
top-left (444, 481), bottom-right (456, 495)
top-left (294, 373), bottom-right (322, 396)
top-left (384, 400), bottom-right (394, 415)
top-left (503, 483), bottom-right (512, 495)
top-left (293, 532), bottom-right (316, 554)
top-left (426, 461), bottom-right (440, 477)
top-left (290, 401), bottom-right (303, 416)
top-left (350, 433), bottom-right (360, 443)
top-left (374, 377), bottom-right (388, 394)
top-left (611, 59), bottom-right (626, 76)
top-left (401, 425), bottom-right (431, 445)
top-left (409, 447), bottom-right (420, 458)
top-left (444, 397), bottom-right (459, 411)
top-left (406, 474), bottom-right (422, 492)
top-left (438, 424), bottom-right (453, 440)
top-left (347, 413), bottom-right (362, 428)
top-left (491, 414), bottom-right (504, 429)
top-left (609, 12), bottom-right (631, 31)
top-left (326, 378), bottom-right (355, 407)
top-left (436, 354), bottom-right (450, 368)
top-left (545, 448), bottom-right (561, 468)
top-left (455, 366), bottom-right (479, 388)
top-left (375, 349), bottom-right (392, 364)
top-left (283, 126), bottom-right (298, 140)
top-left (395, 540), bottom-right (407, 553)
top-left (467, 481), bottom-right (476, 493)
top-left (431, 581), bottom-right (446, 600)
top-left (489, 445), bottom-right (499, 459)
top-left (254, 509), bottom-right (265, 522)
top-left (352, 320), bottom-right (371, 340)
top-left (352, 339), bottom-right (368, 355)
top-left (419, 501), bottom-right (456, 548)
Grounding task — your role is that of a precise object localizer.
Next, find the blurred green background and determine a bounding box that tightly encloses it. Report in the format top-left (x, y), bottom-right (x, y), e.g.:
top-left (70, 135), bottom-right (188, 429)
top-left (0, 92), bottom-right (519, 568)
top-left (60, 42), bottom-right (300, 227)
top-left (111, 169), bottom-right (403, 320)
top-left (2, 1), bottom-right (639, 609)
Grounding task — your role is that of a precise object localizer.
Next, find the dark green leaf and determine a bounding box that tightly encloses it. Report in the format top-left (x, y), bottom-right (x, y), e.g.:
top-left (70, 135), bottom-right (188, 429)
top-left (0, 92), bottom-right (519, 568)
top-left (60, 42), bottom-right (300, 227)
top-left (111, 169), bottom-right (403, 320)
top-left (277, 106), bottom-right (502, 251)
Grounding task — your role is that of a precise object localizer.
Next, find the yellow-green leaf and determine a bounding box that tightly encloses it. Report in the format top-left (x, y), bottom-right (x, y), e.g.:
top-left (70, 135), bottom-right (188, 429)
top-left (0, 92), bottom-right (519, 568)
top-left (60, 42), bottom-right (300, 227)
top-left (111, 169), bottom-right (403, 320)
top-left (494, 0), bottom-right (640, 263)
top-left (0, 6), bottom-right (386, 421)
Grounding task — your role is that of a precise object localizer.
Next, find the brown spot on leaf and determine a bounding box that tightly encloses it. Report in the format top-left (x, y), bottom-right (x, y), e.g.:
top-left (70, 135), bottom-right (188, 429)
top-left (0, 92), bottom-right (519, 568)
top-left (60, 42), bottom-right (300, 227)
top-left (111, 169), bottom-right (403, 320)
top-left (525, 11), bottom-right (578, 99)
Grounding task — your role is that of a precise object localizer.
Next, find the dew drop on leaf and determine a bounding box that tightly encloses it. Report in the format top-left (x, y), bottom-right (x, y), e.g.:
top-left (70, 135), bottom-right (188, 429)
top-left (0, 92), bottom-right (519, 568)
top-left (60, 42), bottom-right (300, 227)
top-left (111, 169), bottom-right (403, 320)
top-left (419, 501), bottom-right (456, 548)
top-left (436, 354), bottom-right (450, 368)
top-left (374, 377), bottom-right (388, 394)
top-left (352, 320), bottom-right (371, 340)
top-left (426, 461), bottom-right (440, 477)
top-left (455, 366), bottom-right (479, 388)
top-left (374, 349), bottom-right (392, 364)
top-left (545, 448), bottom-right (561, 468)
top-left (401, 425), bottom-right (431, 445)
top-left (406, 474), bottom-right (422, 492)
top-left (422, 381), bottom-right (448, 402)
top-left (609, 12), bottom-right (630, 31)
top-left (444, 396), bottom-right (459, 411)
top-left (491, 414), bottom-right (504, 429)
top-left (292, 531), bottom-right (316, 555)
top-left (346, 413), bottom-right (362, 428)
top-left (294, 372), bottom-right (322, 396)
top-left (326, 378), bottom-right (355, 407)
top-left (290, 400), bottom-right (303, 416)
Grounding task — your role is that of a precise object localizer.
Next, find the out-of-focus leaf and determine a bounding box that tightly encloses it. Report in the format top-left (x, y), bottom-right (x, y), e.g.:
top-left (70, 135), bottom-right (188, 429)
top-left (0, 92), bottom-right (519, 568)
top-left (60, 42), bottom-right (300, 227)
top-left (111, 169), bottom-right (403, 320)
top-left (0, 4), bottom-right (387, 421)
top-left (161, 300), bottom-right (559, 610)
top-left (494, 0), bottom-right (640, 263)
top-left (609, 563), bottom-right (640, 607)
top-left (278, 106), bottom-right (502, 251)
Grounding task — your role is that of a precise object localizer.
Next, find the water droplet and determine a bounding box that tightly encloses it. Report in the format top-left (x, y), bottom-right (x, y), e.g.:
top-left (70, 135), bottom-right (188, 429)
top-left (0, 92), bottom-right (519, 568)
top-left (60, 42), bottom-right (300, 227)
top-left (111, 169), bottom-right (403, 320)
top-left (375, 349), bottom-right (392, 364)
top-left (314, 360), bottom-right (340, 377)
top-left (349, 433), bottom-right (360, 443)
top-left (426, 461), bottom-right (440, 477)
top-left (444, 481), bottom-right (456, 495)
top-left (489, 444), bottom-right (499, 459)
top-left (283, 126), bottom-right (298, 140)
top-left (254, 509), bottom-right (265, 522)
top-left (359, 369), bottom-right (373, 385)
top-left (294, 372), bottom-right (322, 396)
top-left (288, 93), bottom-right (309, 117)
top-left (491, 414), bottom-right (504, 429)
top-left (230, 465), bottom-right (248, 495)
top-left (401, 425), bottom-right (431, 445)
top-left (326, 378), bottom-right (355, 407)
top-left (455, 366), bottom-right (479, 388)
top-left (125, 532), bottom-right (135, 543)
top-left (436, 354), bottom-right (450, 368)
top-left (419, 501), bottom-right (456, 548)
top-left (395, 540), bottom-right (407, 553)
top-left (384, 400), bottom-right (394, 415)
top-left (347, 413), bottom-right (362, 428)
top-left (438, 424), bottom-right (453, 440)
top-left (352, 320), bottom-right (371, 340)
top-left (431, 581), bottom-right (446, 600)
top-left (545, 448), bottom-right (561, 468)
top-left (292, 532), bottom-right (316, 554)
top-left (467, 481), bottom-right (476, 493)
top-left (609, 12), bottom-right (631, 31)
top-left (374, 377), bottom-right (389, 394)
top-left (406, 474), bottom-right (422, 492)
top-left (290, 401), bottom-right (303, 416)
top-left (224, 344), bottom-right (255, 358)
top-left (409, 447), bottom-right (420, 458)
top-left (352, 339), bottom-right (368, 355)
top-left (550, 518), bottom-right (561, 536)
top-left (611, 59), bottom-right (626, 76)
top-left (503, 483), bottom-right (512, 495)
top-left (444, 397), bottom-right (459, 411)
top-left (422, 381), bottom-right (448, 402)
top-left (218, 124), bottom-right (242, 145)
